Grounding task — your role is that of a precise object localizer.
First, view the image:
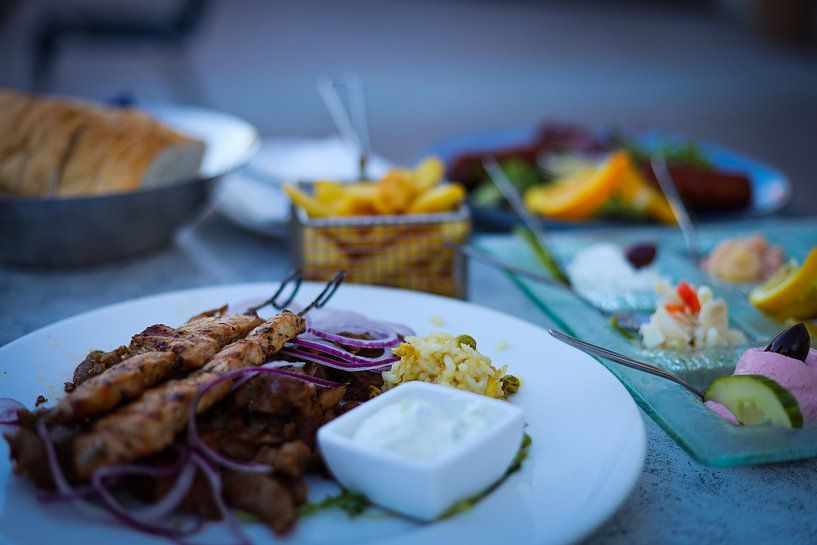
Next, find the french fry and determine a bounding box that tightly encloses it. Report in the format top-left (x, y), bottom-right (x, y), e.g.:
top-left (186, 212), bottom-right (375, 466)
top-left (283, 184), bottom-right (334, 218)
top-left (411, 157), bottom-right (445, 191)
top-left (407, 183), bottom-right (466, 214)
top-left (373, 171), bottom-right (415, 214)
top-left (284, 156), bottom-right (462, 218)
top-left (335, 183), bottom-right (377, 216)
top-left (314, 180), bottom-right (345, 205)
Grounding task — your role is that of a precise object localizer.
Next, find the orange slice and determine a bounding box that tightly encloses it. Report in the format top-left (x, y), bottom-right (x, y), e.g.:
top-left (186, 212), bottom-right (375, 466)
top-left (524, 151), bottom-right (628, 221)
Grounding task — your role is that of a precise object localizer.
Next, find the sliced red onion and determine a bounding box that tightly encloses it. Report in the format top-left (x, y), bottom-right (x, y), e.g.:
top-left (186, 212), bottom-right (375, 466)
top-left (92, 468), bottom-right (203, 542)
top-left (93, 449), bottom-right (197, 522)
top-left (279, 348), bottom-right (395, 372)
top-left (187, 366), bottom-right (343, 473)
top-left (192, 452), bottom-right (251, 545)
top-left (307, 327), bottom-right (400, 349)
top-left (36, 419), bottom-right (109, 519)
top-left (291, 337), bottom-right (399, 365)
top-left (37, 420), bottom-right (201, 543)
top-left (305, 307), bottom-right (414, 348)
top-left (0, 397), bottom-right (25, 426)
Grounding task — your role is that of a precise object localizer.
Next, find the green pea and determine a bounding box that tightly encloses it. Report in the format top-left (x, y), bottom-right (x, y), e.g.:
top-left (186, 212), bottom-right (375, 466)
top-left (456, 334), bottom-right (477, 350)
top-left (500, 375), bottom-right (521, 395)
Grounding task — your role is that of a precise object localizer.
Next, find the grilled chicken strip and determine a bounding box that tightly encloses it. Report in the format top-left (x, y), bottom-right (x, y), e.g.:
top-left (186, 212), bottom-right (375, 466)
top-left (72, 346), bottom-right (129, 386)
top-left (72, 311), bottom-right (305, 480)
top-left (71, 313), bottom-right (262, 386)
top-left (56, 314), bottom-right (264, 422)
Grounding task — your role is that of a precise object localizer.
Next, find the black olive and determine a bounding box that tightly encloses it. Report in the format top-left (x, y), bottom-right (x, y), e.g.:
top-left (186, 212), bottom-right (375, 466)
top-left (764, 323), bottom-right (810, 362)
top-left (625, 243), bottom-right (657, 269)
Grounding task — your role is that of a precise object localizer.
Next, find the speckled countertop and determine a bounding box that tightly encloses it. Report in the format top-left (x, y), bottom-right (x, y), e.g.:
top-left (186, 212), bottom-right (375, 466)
top-left (2, 210), bottom-right (816, 544)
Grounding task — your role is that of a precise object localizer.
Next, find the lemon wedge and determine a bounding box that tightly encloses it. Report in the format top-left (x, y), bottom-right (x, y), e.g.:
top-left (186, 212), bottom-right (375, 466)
top-left (749, 247), bottom-right (817, 320)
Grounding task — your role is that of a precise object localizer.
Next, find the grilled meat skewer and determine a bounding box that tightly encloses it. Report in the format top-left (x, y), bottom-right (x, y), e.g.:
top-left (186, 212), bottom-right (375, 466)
top-left (70, 269), bottom-right (308, 388)
top-left (55, 313), bottom-right (264, 422)
top-left (71, 313), bottom-right (263, 387)
top-left (72, 311), bottom-right (305, 480)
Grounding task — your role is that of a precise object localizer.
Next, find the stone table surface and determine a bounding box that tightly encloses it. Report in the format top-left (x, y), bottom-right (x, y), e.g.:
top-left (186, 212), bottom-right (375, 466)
top-left (2, 210), bottom-right (816, 545)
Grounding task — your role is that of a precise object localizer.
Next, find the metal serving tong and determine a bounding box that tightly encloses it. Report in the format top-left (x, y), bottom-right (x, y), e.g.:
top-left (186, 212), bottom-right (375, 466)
top-left (317, 73), bottom-right (371, 180)
top-left (246, 270), bottom-right (346, 317)
top-left (482, 157), bottom-right (568, 284)
top-left (483, 157), bottom-right (547, 245)
top-left (548, 328), bottom-right (705, 399)
top-left (651, 156), bottom-right (700, 263)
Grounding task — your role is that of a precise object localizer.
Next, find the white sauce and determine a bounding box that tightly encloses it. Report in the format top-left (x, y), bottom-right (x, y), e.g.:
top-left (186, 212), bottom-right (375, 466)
top-left (352, 398), bottom-right (489, 459)
top-left (567, 243), bottom-right (665, 295)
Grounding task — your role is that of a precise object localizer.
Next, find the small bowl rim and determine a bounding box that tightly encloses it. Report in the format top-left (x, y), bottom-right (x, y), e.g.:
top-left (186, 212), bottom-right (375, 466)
top-left (318, 381), bottom-right (525, 470)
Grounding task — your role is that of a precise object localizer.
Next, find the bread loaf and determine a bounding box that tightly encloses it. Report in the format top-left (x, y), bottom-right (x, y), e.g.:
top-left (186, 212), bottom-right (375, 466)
top-left (0, 89), bottom-right (205, 198)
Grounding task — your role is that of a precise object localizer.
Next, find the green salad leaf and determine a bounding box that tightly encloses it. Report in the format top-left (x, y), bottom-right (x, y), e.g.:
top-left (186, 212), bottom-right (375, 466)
top-left (300, 433), bottom-right (534, 522)
top-left (438, 433), bottom-right (533, 520)
top-left (611, 133), bottom-right (712, 170)
top-left (472, 158), bottom-right (550, 208)
top-left (298, 489), bottom-right (371, 517)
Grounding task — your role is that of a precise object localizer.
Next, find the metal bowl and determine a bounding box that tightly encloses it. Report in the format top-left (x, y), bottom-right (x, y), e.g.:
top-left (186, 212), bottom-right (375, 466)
top-left (0, 102), bottom-right (259, 266)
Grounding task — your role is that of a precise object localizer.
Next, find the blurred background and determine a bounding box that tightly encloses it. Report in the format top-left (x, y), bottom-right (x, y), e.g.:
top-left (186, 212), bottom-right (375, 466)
top-left (1, 0), bottom-right (815, 212)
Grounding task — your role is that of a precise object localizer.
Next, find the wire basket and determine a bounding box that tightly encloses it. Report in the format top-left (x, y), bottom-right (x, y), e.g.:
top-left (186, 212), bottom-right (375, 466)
top-left (292, 205), bottom-right (470, 298)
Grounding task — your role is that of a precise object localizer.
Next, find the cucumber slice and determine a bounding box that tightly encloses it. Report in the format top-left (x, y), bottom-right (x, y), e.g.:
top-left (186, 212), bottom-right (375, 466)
top-left (704, 375), bottom-right (803, 428)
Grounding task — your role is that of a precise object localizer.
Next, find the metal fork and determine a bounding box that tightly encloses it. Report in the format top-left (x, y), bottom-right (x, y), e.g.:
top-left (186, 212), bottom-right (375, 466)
top-left (482, 157), bottom-right (569, 284)
top-left (548, 328), bottom-right (705, 399)
top-left (651, 156), bottom-right (700, 263)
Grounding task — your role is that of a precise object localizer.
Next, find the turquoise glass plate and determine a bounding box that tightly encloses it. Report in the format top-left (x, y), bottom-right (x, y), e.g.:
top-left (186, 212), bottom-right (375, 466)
top-left (478, 218), bottom-right (817, 466)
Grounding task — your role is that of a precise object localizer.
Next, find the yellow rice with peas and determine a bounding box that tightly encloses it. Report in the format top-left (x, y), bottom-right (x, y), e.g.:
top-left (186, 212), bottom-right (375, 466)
top-left (384, 333), bottom-right (514, 399)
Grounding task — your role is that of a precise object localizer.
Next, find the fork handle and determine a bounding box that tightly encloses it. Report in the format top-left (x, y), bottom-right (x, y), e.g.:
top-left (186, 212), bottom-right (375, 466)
top-left (548, 329), bottom-right (704, 399)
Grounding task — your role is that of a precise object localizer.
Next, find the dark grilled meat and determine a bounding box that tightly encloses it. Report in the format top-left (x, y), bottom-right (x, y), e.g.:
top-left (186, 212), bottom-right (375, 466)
top-left (53, 351), bottom-right (178, 422)
top-left (71, 346), bottom-right (129, 386)
top-left (177, 314), bottom-right (264, 353)
top-left (222, 471), bottom-right (301, 535)
top-left (72, 311), bottom-right (305, 480)
top-left (57, 314), bottom-right (265, 422)
top-left (5, 307), bottom-right (386, 539)
top-left (184, 305), bottom-right (228, 324)
top-left (5, 410), bottom-right (79, 489)
top-left (129, 325), bottom-right (220, 369)
top-left (69, 313), bottom-right (263, 389)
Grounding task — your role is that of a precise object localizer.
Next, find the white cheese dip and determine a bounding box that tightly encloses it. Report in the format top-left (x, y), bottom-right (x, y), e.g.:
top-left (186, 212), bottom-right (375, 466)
top-left (567, 243), bottom-right (666, 295)
top-left (352, 398), bottom-right (489, 459)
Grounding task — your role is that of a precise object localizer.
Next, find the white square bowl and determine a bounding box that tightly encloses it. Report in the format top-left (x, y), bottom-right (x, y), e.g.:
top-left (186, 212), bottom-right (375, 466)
top-left (317, 381), bottom-right (525, 521)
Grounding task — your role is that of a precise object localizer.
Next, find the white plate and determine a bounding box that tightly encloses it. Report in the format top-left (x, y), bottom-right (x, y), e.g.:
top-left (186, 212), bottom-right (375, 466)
top-left (0, 283), bottom-right (645, 545)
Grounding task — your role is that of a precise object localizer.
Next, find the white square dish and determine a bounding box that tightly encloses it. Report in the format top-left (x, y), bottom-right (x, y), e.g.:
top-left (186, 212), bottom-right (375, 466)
top-left (317, 380), bottom-right (525, 521)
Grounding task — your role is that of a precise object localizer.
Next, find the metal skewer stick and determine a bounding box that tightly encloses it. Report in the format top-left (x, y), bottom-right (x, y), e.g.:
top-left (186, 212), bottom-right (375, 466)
top-left (246, 270), bottom-right (304, 315)
top-left (298, 271), bottom-right (347, 316)
top-left (548, 328), bottom-right (705, 399)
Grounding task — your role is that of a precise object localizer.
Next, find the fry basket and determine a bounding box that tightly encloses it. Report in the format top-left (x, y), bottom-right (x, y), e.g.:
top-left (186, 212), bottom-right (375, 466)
top-left (292, 204), bottom-right (470, 298)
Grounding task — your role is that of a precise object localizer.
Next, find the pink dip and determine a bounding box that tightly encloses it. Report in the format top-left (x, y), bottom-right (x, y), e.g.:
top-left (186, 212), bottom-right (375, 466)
top-left (705, 348), bottom-right (817, 425)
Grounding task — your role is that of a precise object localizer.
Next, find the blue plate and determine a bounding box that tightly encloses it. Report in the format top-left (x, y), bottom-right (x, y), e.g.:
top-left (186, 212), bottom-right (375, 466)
top-left (424, 125), bottom-right (792, 230)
